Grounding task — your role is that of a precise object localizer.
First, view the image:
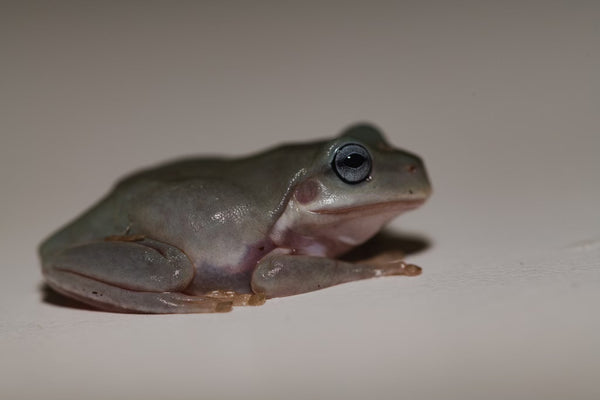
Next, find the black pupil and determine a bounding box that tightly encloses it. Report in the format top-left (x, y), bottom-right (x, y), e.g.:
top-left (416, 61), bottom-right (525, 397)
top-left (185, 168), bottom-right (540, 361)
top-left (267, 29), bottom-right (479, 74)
top-left (343, 153), bottom-right (365, 168)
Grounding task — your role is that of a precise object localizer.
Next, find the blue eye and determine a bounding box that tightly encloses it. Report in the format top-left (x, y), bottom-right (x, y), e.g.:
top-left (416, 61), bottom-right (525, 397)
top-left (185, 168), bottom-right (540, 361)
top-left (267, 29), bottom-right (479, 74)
top-left (332, 143), bottom-right (372, 184)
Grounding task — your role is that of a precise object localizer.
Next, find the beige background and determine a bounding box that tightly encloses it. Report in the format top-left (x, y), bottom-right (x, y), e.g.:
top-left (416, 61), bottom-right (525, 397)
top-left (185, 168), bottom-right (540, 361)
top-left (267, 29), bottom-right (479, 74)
top-left (1, 1), bottom-right (599, 399)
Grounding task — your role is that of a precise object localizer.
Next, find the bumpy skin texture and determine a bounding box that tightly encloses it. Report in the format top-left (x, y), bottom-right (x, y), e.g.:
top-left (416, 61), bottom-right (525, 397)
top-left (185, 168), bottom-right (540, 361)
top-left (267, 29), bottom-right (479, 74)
top-left (39, 124), bottom-right (431, 313)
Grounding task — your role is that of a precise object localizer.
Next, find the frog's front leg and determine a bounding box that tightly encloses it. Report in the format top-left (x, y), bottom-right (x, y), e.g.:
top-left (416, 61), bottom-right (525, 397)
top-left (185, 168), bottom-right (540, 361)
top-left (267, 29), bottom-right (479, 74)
top-left (42, 238), bottom-right (232, 313)
top-left (251, 252), bottom-right (422, 298)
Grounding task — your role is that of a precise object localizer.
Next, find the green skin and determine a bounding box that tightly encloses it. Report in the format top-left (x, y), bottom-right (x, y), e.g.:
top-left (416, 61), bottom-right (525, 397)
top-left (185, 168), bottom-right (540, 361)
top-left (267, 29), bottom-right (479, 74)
top-left (40, 124), bottom-right (431, 313)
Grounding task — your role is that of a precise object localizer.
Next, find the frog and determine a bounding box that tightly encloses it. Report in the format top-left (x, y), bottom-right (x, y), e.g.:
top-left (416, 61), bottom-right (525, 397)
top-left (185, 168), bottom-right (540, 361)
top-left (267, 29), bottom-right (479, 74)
top-left (39, 124), bottom-right (431, 313)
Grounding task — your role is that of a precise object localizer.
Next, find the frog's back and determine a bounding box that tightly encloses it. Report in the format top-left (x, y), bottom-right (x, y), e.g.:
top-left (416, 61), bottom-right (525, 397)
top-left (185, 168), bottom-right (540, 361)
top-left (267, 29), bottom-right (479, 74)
top-left (39, 143), bottom-right (322, 262)
top-left (38, 157), bottom-right (232, 260)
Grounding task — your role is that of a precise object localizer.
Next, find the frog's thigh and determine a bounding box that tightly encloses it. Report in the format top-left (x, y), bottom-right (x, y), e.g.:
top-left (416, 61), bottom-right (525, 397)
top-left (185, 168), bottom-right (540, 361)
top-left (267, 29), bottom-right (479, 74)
top-left (43, 239), bottom-right (231, 313)
top-left (251, 254), bottom-right (420, 298)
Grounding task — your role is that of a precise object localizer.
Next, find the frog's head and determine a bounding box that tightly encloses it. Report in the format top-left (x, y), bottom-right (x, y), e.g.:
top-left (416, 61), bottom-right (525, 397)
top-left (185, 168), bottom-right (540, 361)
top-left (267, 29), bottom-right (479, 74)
top-left (271, 124), bottom-right (432, 257)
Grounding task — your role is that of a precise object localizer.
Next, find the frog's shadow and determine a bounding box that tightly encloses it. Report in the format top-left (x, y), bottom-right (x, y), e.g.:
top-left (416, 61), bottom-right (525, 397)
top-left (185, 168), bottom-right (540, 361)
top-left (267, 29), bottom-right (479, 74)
top-left (340, 229), bottom-right (431, 262)
top-left (41, 229), bottom-right (431, 310)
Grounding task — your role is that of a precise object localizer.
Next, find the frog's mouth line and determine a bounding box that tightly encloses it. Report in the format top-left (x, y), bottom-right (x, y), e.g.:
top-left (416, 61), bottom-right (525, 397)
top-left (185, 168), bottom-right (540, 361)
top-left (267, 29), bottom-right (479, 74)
top-left (311, 199), bottom-right (426, 215)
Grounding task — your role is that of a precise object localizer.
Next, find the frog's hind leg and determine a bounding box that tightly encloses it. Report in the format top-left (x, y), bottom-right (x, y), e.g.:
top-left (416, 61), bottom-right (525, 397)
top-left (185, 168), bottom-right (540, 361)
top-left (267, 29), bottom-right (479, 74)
top-left (42, 238), bottom-right (232, 313)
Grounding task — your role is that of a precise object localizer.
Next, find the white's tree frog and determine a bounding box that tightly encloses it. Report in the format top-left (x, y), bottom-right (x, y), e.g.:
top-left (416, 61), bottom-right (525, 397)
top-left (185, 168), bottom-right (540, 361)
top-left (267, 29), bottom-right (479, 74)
top-left (40, 124), bottom-right (431, 313)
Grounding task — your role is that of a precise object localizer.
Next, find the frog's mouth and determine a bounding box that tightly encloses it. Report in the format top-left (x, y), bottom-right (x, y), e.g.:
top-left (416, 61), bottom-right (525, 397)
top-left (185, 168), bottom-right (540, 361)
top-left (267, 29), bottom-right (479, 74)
top-left (311, 199), bottom-right (426, 215)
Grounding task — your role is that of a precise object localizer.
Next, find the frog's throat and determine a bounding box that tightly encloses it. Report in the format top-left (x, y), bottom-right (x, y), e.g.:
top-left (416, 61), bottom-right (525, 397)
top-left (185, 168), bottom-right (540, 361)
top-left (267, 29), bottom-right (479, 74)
top-left (269, 198), bottom-right (424, 258)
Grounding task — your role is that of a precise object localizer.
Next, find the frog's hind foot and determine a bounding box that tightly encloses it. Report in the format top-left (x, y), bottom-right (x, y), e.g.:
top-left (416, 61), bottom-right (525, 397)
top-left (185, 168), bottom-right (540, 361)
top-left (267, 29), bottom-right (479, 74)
top-left (42, 239), bottom-right (233, 313)
top-left (203, 290), bottom-right (267, 307)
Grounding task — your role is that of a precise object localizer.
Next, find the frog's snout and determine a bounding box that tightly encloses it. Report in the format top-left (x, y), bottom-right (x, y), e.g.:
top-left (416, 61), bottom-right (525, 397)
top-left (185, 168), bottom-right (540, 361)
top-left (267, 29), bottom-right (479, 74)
top-left (402, 157), bottom-right (432, 200)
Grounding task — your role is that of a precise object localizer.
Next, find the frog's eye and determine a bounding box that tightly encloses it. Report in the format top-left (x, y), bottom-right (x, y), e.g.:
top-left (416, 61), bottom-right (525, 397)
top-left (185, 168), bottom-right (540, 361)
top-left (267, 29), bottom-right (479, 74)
top-left (332, 143), bottom-right (372, 184)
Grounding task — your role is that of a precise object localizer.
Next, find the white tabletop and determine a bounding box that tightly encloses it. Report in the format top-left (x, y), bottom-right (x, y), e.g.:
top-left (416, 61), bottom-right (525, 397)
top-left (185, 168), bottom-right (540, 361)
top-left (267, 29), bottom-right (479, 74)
top-left (1, 2), bottom-right (599, 399)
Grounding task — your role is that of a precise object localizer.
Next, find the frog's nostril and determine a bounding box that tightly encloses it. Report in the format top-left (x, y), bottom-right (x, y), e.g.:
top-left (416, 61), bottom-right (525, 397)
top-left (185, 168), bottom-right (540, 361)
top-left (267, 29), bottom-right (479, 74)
top-left (407, 165), bottom-right (417, 173)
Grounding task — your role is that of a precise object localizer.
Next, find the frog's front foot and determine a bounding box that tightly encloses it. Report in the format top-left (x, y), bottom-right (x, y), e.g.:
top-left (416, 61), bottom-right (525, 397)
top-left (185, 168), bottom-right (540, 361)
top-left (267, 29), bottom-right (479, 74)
top-left (42, 238), bottom-right (233, 313)
top-left (360, 250), bottom-right (422, 277)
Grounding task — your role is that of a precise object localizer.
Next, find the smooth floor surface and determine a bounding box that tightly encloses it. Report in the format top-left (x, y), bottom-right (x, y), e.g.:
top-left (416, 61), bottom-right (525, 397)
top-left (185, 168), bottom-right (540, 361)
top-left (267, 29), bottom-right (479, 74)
top-left (1, 2), bottom-right (599, 399)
